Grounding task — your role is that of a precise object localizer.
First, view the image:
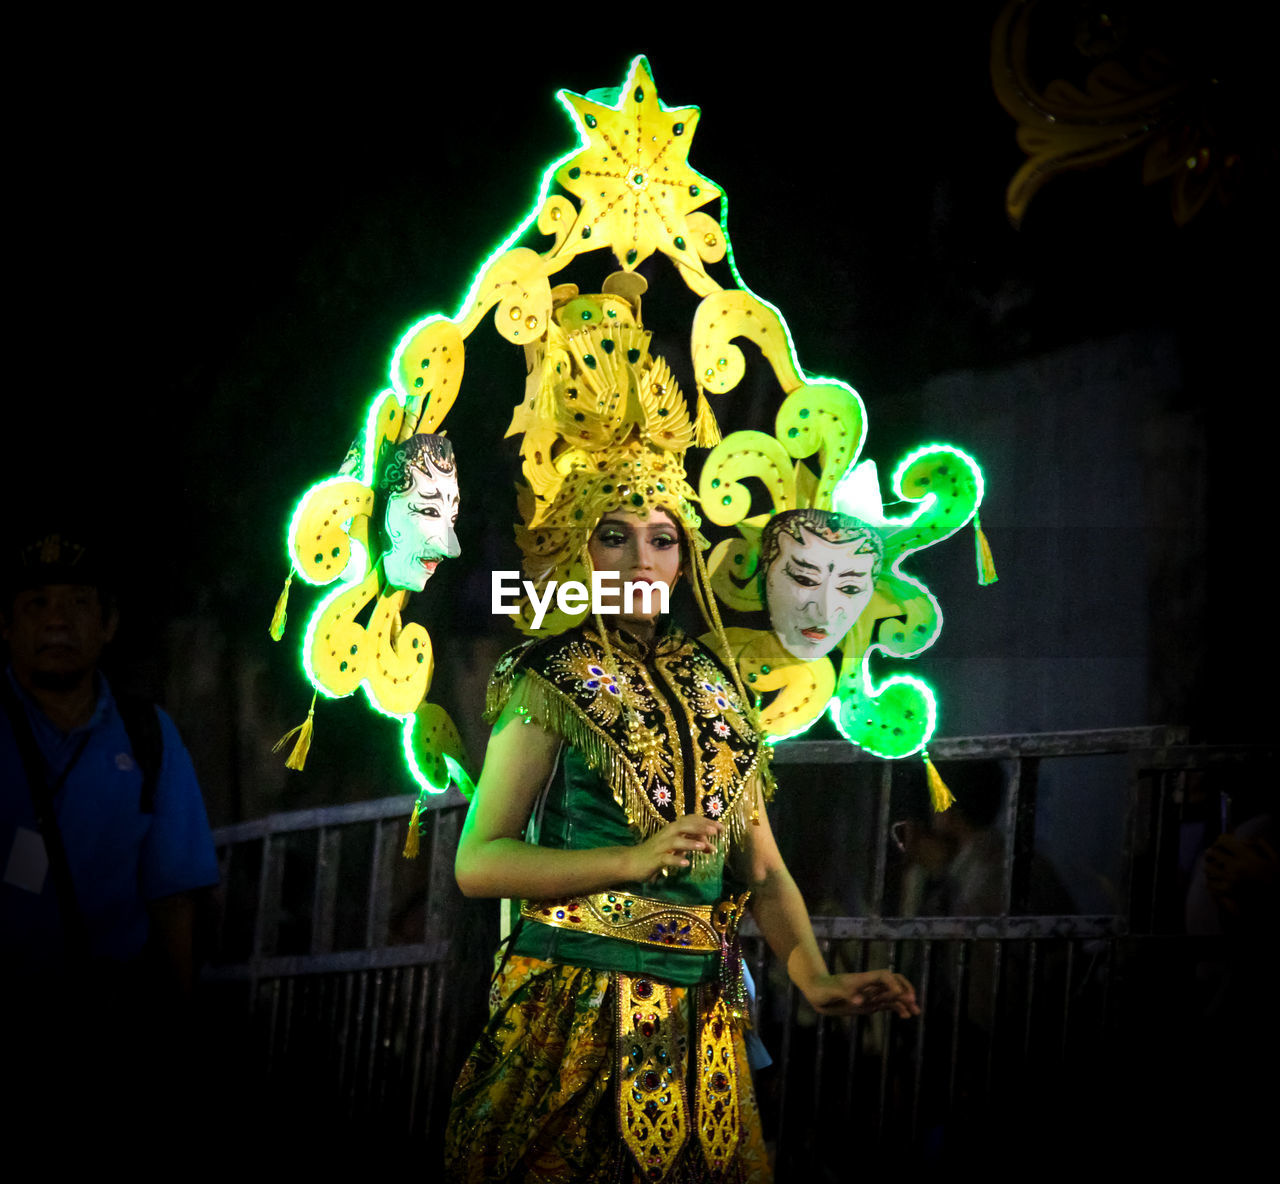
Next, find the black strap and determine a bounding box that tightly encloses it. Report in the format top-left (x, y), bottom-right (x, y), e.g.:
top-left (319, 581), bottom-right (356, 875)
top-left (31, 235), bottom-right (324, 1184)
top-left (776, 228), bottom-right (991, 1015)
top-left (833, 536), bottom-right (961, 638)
top-left (115, 694), bottom-right (162, 813)
top-left (0, 679), bottom-right (92, 961)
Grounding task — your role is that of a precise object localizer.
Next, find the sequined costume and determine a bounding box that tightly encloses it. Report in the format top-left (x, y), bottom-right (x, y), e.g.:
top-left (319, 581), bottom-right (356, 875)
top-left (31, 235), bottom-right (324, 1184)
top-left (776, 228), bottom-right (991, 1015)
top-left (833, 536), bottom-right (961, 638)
top-left (444, 623), bottom-right (772, 1184)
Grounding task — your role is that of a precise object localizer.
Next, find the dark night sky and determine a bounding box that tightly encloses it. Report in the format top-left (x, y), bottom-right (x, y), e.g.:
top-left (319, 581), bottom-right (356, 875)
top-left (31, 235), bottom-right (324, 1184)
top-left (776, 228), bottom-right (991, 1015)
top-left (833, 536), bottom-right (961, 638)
top-left (9, 7), bottom-right (1274, 781)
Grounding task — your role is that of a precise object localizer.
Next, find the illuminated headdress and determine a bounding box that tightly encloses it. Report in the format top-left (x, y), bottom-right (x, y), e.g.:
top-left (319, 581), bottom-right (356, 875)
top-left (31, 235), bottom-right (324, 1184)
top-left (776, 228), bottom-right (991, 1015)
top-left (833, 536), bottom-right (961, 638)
top-left (270, 55), bottom-right (995, 833)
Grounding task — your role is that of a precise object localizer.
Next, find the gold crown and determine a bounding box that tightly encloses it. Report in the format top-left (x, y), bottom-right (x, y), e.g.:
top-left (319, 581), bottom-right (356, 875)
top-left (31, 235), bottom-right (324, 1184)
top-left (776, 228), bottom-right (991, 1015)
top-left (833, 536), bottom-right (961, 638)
top-left (504, 273), bottom-right (717, 635)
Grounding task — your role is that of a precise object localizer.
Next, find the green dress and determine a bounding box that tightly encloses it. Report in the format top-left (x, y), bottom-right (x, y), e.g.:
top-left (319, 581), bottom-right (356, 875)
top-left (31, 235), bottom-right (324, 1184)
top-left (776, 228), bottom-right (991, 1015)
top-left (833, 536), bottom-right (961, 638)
top-left (444, 624), bottom-right (773, 1183)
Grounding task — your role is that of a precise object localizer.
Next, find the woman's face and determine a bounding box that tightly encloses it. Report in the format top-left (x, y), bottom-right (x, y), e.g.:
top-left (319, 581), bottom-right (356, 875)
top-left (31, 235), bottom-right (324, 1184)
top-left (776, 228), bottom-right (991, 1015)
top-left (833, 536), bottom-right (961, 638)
top-left (764, 526), bottom-right (876, 659)
top-left (587, 507), bottom-right (682, 627)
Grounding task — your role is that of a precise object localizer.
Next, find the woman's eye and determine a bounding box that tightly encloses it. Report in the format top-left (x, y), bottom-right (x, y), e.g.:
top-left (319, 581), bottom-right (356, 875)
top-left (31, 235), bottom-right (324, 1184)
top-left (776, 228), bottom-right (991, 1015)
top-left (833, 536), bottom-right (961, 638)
top-left (838, 584), bottom-right (864, 597)
top-left (785, 565), bottom-right (818, 588)
top-left (596, 531), bottom-right (626, 547)
top-left (410, 504), bottom-right (440, 518)
top-left (651, 534), bottom-right (677, 549)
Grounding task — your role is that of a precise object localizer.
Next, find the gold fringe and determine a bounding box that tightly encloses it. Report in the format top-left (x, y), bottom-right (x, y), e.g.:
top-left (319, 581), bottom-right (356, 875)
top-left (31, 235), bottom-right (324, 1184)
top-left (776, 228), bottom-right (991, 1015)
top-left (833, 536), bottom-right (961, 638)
top-left (508, 665), bottom-right (768, 848)
top-left (694, 388), bottom-right (722, 448)
top-left (485, 664), bottom-right (517, 722)
top-left (402, 798), bottom-right (422, 859)
top-left (514, 669), bottom-right (642, 812)
top-left (687, 767), bottom-right (765, 879)
top-left (924, 752), bottom-right (954, 812)
top-left (484, 578), bottom-right (772, 855)
top-left (273, 690), bottom-right (317, 771)
top-left (975, 516), bottom-right (998, 586)
top-left (269, 571), bottom-right (293, 641)
top-left (484, 641), bottom-right (538, 722)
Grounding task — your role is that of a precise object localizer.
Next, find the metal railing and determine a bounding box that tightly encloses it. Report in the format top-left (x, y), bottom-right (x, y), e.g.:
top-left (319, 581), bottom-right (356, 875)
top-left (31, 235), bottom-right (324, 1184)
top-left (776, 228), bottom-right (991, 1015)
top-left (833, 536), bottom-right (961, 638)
top-left (205, 725), bottom-right (1266, 1171)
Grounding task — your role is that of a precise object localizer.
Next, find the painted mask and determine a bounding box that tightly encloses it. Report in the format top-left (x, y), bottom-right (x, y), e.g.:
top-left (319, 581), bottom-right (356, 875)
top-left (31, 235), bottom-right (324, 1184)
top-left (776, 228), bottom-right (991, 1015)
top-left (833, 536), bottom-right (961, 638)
top-left (761, 509), bottom-right (881, 660)
top-left (378, 434), bottom-right (461, 592)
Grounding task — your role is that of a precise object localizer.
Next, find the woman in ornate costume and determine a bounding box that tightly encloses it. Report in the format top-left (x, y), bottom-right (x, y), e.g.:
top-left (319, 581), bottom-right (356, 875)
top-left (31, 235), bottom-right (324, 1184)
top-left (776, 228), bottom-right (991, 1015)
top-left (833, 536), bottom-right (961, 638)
top-left (444, 276), bottom-right (918, 1183)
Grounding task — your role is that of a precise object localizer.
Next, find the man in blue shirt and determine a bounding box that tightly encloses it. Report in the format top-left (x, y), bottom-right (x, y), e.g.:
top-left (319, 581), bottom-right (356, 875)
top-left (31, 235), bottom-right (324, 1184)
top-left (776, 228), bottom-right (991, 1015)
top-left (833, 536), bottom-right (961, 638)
top-left (1, 532), bottom-right (219, 993)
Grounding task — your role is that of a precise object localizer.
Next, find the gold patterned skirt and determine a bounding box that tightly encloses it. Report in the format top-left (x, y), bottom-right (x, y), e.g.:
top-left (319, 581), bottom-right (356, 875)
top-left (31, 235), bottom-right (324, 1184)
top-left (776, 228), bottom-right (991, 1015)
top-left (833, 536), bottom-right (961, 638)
top-left (444, 955), bottom-right (770, 1183)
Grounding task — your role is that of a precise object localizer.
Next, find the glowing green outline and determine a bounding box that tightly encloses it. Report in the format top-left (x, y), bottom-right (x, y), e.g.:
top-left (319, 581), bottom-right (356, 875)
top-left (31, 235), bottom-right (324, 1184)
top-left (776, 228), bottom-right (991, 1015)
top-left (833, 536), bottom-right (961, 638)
top-left (387, 136), bottom-right (578, 386)
top-left (876, 571), bottom-right (944, 658)
top-left (819, 443), bottom-right (984, 756)
top-left (358, 388), bottom-right (404, 487)
top-left (298, 536), bottom-right (369, 703)
top-left (712, 171), bottom-right (982, 761)
top-left (827, 671), bottom-right (939, 760)
top-left (283, 387), bottom-right (404, 587)
top-left (764, 718), bottom-right (820, 747)
top-left (711, 195), bottom-right (869, 493)
top-left (389, 57), bottom-right (669, 387)
top-left (401, 716), bottom-right (475, 796)
top-left (285, 475), bottom-right (363, 588)
top-left (282, 60), bottom-right (989, 780)
top-left (289, 385), bottom-right (415, 710)
top-left (285, 68), bottom-right (636, 793)
top-left (883, 442), bottom-right (985, 539)
top-left (384, 55), bottom-right (727, 389)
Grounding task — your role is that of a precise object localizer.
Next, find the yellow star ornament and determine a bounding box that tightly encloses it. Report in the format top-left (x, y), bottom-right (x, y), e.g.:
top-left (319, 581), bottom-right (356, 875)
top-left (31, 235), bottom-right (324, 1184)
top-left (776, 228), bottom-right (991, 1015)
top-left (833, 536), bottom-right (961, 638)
top-left (555, 56), bottom-right (723, 274)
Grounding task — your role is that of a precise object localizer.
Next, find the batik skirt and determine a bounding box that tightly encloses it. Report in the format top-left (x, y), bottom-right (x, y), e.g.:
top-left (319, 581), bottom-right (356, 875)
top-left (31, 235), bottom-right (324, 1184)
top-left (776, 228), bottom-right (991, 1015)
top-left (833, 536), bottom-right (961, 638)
top-left (444, 955), bottom-right (770, 1183)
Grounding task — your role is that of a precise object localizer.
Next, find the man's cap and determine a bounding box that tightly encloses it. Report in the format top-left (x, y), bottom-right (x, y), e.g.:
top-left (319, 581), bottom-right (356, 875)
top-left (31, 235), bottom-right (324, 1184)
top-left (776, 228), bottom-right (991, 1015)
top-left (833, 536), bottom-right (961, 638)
top-left (3, 531), bottom-right (113, 600)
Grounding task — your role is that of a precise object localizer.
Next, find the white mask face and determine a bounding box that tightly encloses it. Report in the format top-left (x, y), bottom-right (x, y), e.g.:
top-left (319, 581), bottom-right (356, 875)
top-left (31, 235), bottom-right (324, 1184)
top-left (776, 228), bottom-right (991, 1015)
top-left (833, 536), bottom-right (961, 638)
top-left (382, 460), bottom-right (460, 592)
top-left (765, 527), bottom-right (876, 660)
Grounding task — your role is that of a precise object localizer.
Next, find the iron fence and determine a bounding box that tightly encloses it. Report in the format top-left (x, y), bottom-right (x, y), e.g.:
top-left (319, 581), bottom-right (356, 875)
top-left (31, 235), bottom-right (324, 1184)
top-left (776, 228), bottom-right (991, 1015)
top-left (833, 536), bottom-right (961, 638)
top-left (203, 725), bottom-right (1272, 1171)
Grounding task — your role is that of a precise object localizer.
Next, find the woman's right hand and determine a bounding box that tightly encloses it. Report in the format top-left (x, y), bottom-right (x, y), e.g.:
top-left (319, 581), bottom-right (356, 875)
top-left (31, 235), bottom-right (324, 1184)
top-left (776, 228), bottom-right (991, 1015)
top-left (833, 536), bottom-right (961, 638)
top-left (625, 815), bottom-right (723, 883)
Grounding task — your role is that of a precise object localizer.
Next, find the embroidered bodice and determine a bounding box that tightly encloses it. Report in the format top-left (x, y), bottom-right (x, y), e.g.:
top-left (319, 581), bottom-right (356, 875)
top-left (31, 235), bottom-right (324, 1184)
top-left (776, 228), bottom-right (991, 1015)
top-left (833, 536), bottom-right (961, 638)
top-left (486, 623), bottom-right (771, 848)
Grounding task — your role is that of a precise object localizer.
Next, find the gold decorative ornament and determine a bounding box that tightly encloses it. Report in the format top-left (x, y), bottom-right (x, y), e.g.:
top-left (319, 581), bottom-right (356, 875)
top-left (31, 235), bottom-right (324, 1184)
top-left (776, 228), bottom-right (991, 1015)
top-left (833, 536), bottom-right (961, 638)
top-left (992, 0), bottom-right (1248, 226)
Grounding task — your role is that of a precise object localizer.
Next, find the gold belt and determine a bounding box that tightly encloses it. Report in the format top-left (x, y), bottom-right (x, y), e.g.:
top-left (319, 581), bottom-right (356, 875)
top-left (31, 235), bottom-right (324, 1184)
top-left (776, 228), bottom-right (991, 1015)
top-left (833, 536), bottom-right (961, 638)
top-left (520, 891), bottom-right (747, 953)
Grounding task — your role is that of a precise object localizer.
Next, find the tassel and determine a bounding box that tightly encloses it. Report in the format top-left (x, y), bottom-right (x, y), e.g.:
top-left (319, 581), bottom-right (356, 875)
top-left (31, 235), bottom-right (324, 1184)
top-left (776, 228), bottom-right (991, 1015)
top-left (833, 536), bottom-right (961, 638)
top-left (402, 797), bottom-right (422, 859)
top-left (974, 516), bottom-right (998, 586)
top-left (694, 389), bottom-right (722, 448)
top-left (533, 347), bottom-right (565, 422)
top-left (269, 571), bottom-right (293, 640)
top-left (273, 691), bottom-right (317, 771)
top-left (924, 751), bottom-right (954, 812)
top-left (534, 379), bottom-right (557, 424)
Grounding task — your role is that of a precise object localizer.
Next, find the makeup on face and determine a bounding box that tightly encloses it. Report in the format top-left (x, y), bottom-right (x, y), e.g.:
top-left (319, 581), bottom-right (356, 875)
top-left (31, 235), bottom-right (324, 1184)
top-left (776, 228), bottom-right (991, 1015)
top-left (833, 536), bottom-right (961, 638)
top-left (587, 507), bottom-right (682, 625)
top-left (764, 527), bottom-right (876, 660)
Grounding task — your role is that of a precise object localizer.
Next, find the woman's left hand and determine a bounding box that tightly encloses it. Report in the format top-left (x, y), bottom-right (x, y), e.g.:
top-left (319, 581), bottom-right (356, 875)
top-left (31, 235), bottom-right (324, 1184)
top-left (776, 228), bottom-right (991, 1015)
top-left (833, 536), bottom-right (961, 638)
top-left (800, 970), bottom-right (920, 1018)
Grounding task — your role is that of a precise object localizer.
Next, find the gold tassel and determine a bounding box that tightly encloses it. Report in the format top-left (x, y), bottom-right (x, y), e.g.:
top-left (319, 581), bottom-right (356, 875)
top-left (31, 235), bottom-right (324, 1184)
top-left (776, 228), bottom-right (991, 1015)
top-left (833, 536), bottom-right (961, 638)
top-left (402, 798), bottom-right (422, 859)
top-left (690, 541), bottom-right (754, 718)
top-left (534, 380), bottom-right (557, 424)
top-left (694, 389), bottom-right (722, 448)
top-left (975, 516), bottom-right (998, 586)
top-left (533, 348), bottom-right (565, 423)
top-left (273, 691), bottom-right (317, 771)
top-left (924, 751), bottom-right (954, 812)
top-left (687, 539), bottom-right (775, 808)
top-left (269, 571), bottom-right (293, 641)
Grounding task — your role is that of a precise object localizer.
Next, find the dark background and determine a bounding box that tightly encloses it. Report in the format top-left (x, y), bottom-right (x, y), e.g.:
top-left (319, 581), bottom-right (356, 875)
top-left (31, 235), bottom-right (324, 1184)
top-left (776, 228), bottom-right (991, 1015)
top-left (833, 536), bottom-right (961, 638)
top-left (7, 4), bottom-right (1273, 828)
